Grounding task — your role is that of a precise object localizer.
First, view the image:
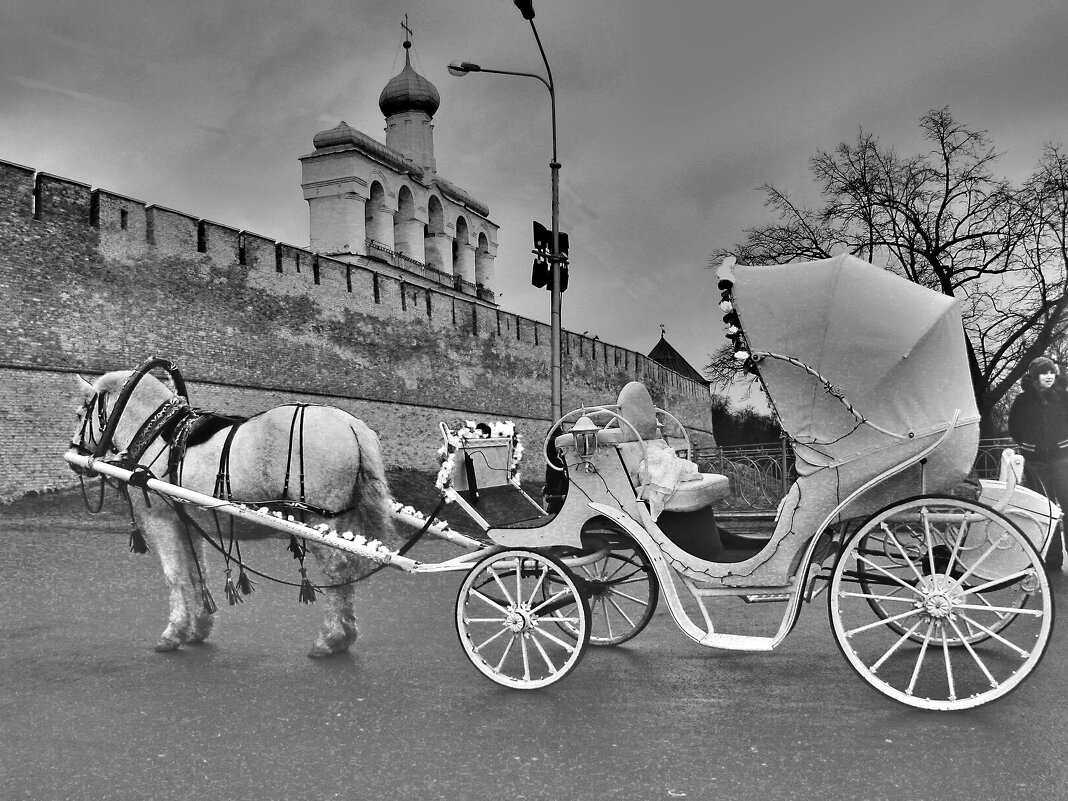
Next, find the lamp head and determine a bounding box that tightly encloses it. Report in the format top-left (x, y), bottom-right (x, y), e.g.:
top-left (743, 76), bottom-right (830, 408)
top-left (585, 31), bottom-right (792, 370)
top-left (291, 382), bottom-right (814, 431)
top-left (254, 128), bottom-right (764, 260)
top-left (571, 415), bottom-right (599, 461)
top-left (447, 61), bottom-right (481, 77)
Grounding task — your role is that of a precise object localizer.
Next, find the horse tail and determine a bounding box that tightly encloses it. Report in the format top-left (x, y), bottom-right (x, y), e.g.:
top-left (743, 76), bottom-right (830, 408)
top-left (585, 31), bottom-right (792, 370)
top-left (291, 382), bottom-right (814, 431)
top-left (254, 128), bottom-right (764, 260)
top-left (348, 422), bottom-right (397, 543)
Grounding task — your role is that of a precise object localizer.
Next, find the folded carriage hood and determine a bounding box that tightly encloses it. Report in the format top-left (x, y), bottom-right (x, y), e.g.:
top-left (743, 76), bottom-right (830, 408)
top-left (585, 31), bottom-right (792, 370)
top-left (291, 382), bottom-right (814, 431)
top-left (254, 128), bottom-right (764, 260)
top-left (725, 254), bottom-right (980, 465)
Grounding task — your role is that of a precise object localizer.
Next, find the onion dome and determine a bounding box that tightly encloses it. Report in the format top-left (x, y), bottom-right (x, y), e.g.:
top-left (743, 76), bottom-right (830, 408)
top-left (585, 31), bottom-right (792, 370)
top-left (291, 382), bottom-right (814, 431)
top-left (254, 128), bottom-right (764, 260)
top-left (379, 48), bottom-right (440, 118)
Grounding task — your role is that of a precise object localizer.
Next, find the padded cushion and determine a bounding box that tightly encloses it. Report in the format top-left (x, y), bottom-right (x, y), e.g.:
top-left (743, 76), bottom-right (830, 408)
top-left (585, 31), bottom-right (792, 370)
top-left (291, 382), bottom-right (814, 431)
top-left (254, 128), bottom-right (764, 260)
top-left (662, 473), bottom-right (731, 513)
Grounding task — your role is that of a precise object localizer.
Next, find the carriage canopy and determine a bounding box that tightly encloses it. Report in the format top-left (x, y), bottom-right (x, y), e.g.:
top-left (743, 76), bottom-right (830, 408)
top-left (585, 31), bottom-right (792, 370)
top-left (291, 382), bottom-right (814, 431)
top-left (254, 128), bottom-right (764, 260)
top-left (724, 254), bottom-right (979, 465)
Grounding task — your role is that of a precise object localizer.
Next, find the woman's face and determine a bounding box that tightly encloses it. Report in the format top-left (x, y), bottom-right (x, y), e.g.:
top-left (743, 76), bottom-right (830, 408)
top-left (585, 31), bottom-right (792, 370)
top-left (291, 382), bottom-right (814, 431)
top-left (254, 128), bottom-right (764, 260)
top-left (1038, 369), bottom-right (1057, 389)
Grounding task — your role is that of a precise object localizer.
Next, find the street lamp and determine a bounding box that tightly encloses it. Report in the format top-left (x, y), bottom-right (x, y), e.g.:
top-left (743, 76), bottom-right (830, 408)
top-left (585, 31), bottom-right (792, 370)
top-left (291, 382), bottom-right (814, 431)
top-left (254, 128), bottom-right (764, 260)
top-left (448, 0), bottom-right (563, 423)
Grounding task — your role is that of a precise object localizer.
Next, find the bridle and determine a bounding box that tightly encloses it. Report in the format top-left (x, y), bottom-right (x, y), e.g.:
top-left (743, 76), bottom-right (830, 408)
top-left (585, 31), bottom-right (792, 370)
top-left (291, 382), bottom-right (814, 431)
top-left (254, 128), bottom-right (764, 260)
top-left (71, 357), bottom-right (190, 463)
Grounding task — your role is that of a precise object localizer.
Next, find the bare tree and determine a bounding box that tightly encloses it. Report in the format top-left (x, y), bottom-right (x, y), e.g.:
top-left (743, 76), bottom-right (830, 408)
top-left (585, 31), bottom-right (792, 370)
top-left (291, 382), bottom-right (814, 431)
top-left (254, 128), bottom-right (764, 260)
top-left (708, 109), bottom-right (1068, 435)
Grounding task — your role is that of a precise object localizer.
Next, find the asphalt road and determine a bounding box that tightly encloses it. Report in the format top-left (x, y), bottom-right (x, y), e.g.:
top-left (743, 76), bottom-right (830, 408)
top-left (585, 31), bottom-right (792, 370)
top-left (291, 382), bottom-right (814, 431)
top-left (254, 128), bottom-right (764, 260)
top-left (3, 490), bottom-right (1068, 801)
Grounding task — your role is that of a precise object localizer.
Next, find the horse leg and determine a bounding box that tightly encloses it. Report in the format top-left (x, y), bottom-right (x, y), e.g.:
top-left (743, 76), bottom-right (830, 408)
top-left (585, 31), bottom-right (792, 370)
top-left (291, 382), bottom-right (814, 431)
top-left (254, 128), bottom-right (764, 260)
top-left (130, 502), bottom-right (212, 651)
top-left (182, 532), bottom-right (216, 645)
top-left (304, 540), bottom-right (362, 658)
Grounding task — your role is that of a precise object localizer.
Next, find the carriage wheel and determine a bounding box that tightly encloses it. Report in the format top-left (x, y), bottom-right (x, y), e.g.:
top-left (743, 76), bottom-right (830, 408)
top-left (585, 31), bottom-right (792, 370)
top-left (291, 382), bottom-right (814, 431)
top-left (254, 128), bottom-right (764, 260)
top-left (456, 549), bottom-right (590, 689)
top-left (855, 512), bottom-right (1036, 647)
top-left (829, 496), bottom-right (1054, 710)
top-left (550, 537), bottom-right (659, 646)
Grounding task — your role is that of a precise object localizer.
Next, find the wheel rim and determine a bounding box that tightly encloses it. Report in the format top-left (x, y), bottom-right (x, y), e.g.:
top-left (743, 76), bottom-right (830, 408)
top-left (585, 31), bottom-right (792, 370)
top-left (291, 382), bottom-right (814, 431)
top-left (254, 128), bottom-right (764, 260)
top-left (456, 550), bottom-right (590, 689)
top-left (829, 496), bottom-right (1054, 710)
top-left (550, 540), bottom-right (658, 645)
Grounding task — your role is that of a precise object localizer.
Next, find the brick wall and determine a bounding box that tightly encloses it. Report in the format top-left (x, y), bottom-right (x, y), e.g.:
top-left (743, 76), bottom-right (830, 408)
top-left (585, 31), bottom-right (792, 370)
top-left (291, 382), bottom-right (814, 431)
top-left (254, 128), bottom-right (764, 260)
top-left (0, 159), bottom-right (714, 501)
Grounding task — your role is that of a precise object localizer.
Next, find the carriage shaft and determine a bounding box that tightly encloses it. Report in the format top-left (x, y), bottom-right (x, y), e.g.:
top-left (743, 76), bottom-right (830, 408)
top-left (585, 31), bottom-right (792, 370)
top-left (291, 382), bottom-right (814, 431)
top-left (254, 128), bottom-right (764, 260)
top-left (65, 451), bottom-right (423, 572)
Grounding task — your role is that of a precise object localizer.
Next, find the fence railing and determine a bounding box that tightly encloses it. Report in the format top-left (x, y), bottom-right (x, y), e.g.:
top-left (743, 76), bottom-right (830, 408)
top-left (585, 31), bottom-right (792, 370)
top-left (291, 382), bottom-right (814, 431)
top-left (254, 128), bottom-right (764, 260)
top-left (694, 437), bottom-right (1018, 513)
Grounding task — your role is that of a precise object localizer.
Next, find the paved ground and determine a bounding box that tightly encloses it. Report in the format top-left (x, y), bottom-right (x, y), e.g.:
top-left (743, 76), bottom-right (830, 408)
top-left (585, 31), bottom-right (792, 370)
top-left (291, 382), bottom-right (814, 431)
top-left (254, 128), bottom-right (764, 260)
top-left (3, 487), bottom-right (1068, 801)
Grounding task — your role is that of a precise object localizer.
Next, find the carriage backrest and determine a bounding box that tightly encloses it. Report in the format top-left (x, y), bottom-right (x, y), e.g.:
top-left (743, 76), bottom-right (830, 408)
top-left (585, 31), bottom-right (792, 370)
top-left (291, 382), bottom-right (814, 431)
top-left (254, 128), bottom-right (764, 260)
top-left (615, 382), bottom-right (662, 488)
top-left (616, 382), bottom-right (660, 442)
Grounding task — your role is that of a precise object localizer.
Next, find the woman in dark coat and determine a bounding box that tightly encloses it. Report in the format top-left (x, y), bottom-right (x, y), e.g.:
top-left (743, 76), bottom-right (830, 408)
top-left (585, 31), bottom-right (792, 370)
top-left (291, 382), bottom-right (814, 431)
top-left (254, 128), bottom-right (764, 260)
top-left (1008, 355), bottom-right (1068, 569)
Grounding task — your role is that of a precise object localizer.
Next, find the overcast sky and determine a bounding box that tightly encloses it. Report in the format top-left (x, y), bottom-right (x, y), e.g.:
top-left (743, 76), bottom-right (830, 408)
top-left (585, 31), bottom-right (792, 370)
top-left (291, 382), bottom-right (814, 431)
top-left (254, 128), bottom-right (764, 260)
top-left (3, 0), bottom-right (1067, 408)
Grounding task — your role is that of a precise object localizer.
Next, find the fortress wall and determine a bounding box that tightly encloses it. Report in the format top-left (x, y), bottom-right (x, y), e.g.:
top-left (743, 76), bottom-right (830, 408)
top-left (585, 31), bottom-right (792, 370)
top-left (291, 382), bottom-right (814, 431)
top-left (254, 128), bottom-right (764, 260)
top-left (0, 159), bottom-right (714, 501)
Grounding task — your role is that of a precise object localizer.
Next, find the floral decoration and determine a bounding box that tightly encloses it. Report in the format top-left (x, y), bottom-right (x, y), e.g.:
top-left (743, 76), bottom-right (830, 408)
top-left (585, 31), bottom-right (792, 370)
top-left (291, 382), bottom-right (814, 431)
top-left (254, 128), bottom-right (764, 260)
top-left (435, 420), bottom-right (524, 497)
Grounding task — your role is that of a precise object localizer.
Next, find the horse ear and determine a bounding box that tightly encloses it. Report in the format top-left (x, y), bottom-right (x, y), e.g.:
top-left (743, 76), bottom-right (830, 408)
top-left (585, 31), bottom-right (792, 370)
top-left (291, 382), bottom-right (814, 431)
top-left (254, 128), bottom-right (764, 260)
top-left (76, 374), bottom-right (95, 401)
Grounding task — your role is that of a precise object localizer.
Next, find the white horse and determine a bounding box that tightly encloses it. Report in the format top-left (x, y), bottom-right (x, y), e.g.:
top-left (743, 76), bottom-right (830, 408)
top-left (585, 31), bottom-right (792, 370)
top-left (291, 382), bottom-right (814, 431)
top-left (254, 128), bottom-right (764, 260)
top-left (74, 367), bottom-right (404, 658)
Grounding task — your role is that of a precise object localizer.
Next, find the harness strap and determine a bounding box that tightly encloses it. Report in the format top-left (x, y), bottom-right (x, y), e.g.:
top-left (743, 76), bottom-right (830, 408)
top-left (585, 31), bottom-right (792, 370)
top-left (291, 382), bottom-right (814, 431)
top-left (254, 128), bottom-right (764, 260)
top-left (93, 357), bottom-right (187, 459)
top-left (125, 396), bottom-right (191, 467)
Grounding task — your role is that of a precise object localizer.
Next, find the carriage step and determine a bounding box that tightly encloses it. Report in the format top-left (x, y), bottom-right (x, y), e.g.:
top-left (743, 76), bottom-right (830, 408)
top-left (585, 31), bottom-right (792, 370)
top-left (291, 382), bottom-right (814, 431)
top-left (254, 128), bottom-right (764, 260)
top-left (741, 593), bottom-right (791, 604)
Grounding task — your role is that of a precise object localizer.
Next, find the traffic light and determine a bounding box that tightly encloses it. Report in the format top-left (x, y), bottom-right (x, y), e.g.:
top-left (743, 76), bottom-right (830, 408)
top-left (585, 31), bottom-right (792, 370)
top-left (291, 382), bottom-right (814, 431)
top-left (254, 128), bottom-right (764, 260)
top-left (531, 220), bottom-right (569, 292)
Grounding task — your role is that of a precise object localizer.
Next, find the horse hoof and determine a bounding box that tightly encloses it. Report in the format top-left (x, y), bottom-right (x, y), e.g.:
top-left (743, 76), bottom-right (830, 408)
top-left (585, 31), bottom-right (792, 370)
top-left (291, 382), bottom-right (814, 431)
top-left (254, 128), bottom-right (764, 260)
top-left (307, 642), bottom-right (344, 658)
top-left (154, 637), bottom-right (182, 652)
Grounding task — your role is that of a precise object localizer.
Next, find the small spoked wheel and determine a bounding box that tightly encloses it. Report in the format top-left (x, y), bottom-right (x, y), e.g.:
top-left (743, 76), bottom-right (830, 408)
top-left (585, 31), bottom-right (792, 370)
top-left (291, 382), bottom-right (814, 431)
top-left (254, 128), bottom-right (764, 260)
top-left (456, 549), bottom-right (590, 689)
top-left (829, 496), bottom-right (1054, 711)
top-left (552, 536), bottom-right (659, 646)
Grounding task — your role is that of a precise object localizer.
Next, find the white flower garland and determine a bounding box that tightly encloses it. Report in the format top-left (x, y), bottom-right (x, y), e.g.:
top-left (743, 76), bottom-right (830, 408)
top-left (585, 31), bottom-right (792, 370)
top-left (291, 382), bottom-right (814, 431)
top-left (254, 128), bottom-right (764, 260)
top-left (436, 420), bottom-right (524, 497)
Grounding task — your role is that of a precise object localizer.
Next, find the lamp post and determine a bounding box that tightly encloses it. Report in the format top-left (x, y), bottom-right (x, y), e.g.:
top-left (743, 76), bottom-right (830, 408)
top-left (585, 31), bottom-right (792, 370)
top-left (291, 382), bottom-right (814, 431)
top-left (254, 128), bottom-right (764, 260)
top-left (448, 0), bottom-right (563, 422)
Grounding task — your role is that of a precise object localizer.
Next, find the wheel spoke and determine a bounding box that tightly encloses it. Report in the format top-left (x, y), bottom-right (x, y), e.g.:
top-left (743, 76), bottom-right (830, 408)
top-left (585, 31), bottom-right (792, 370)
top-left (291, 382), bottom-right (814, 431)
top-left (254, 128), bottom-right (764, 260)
top-left (870, 619), bottom-right (925, 673)
top-left (955, 612), bottom-right (1034, 657)
top-left (471, 588), bottom-right (509, 614)
top-left (884, 525), bottom-right (929, 587)
top-left (474, 632), bottom-right (510, 653)
top-left (531, 624), bottom-right (578, 652)
top-left (524, 563), bottom-right (550, 608)
top-left (606, 594), bottom-right (638, 629)
top-left (604, 587), bottom-right (650, 607)
top-left (953, 534), bottom-right (1011, 585)
top-left (954, 602), bottom-right (1043, 617)
top-left (490, 567), bottom-right (516, 607)
top-left (598, 597), bottom-right (615, 641)
top-left (963, 568), bottom-right (1034, 596)
top-left (906, 620), bottom-right (936, 696)
top-left (840, 590), bottom-right (917, 604)
top-left (845, 606), bottom-right (924, 637)
top-left (921, 508), bottom-right (940, 579)
top-left (532, 589), bottom-right (571, 615)
top-left (529, 631), bottom-right (559, 674)
top-left (856, 552), bottom-right (926, 597)
top-left (942, 514), bottom-right (970, 577)
top-left (947, 617), bottom-right (999, 687)
top-left (941, 629), bottom-right (956, 701)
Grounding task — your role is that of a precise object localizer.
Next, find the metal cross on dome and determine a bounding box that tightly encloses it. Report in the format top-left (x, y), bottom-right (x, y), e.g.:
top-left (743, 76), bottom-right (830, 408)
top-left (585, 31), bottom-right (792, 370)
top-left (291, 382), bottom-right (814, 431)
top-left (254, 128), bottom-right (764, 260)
top-left (402, 14), bottom-right (413, 45)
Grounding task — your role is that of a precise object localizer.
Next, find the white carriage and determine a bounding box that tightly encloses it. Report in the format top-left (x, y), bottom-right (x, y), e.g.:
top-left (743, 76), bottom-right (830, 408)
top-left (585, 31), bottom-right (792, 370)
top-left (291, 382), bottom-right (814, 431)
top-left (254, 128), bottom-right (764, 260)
top-left (66, 255), bottom-right (1059, 711)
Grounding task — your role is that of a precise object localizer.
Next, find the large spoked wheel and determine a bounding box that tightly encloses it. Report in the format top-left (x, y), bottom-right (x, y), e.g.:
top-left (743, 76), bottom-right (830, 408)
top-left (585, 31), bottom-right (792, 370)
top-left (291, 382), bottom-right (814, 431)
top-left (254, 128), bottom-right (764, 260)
top-left (552, 536), bottom-right (659, 646)
top-left (856, 518), bottom-right (1035, 648)
top-left (830, 496), bottom-right (1054, 710)
top-left (456, 549), bottom-right (590, 689)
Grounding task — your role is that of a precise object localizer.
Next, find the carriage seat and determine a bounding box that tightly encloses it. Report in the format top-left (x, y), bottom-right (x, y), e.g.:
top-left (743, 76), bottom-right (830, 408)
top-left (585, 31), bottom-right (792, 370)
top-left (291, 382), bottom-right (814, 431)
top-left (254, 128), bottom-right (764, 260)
top-left (614, 382), bottom-right (729, 514)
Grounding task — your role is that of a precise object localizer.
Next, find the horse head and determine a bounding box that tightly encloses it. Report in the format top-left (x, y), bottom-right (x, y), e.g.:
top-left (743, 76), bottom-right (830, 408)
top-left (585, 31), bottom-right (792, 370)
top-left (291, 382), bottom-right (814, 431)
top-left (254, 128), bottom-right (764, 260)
top-left (72, 360), bottom-right (187, 459)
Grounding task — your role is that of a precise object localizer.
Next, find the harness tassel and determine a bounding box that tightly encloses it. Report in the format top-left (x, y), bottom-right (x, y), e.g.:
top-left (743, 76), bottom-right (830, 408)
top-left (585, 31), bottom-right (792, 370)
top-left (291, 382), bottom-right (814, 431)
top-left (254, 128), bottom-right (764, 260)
top-left (223, 568), bottom-right (242, 606)
top-left (287, 535), bottom-right (305, 560)
top-left (237, 570), bottom-right (255, 596)
top-left (128, 523), bottom-right (149, 554)
top-left (298, 566), bottom-right (317, 604)
top-left (201, 586), bottom-right (218, 615)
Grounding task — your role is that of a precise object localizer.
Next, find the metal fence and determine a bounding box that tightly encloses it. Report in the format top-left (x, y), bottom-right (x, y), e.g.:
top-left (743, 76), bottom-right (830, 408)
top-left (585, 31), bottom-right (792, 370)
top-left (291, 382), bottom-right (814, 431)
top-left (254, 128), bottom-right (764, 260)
top-left (694, 437), bottom-right (1017, 513)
